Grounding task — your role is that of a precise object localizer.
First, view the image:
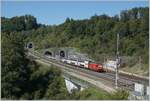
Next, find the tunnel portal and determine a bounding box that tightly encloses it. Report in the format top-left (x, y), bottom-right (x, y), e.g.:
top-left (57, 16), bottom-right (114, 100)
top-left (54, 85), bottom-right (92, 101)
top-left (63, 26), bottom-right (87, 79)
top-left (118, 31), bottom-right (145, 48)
top-left (44, 51), bottom-right (52, 56)
top-left (28, 43), bottom-right (33, 49)
top-left (60, 50), bottom-right (65, 58)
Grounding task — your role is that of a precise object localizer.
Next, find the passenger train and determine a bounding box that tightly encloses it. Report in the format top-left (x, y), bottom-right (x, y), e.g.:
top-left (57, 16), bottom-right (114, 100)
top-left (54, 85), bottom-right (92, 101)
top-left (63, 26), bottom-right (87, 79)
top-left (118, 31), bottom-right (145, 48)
top-left (45, 54), bottom-right (104, 72)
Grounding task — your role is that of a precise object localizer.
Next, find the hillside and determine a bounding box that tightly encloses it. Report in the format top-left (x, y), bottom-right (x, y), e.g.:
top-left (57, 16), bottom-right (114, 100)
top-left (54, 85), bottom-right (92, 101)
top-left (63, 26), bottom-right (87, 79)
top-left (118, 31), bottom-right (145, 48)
top-left (1, 32), bottom-right (129, 99)
top-left (1, 7), bottom-right (149, 75)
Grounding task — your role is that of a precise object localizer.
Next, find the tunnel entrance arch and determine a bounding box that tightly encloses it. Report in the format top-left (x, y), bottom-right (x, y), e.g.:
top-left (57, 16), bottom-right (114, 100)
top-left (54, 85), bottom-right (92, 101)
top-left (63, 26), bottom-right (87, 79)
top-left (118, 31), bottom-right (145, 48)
top-left (44, 51), bottom-right (52, 57)
top-left (60, 50), bottom-right (65, 58)
top-left (27, 42), bottom-right (33, 49)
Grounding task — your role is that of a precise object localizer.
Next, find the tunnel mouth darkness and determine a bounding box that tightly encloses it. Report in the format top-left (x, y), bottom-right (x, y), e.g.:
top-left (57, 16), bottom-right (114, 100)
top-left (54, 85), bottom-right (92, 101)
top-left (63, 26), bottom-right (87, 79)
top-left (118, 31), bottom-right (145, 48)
top-left (60, 50), bottom-right (65, 58)
top-left (44, 51), bottom-right (52, 56)
top-left (28, 43), bottom-right (33, 49)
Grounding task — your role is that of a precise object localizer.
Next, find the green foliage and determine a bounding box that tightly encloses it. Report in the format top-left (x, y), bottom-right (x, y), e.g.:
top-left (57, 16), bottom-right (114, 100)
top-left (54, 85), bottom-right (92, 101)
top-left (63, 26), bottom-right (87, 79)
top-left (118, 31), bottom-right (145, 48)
top-left (1, 15), bottom-right (38, 33)
top-left (1, 32), bottom-right (69, 99)
top-left (2, 7), bottom-right (148, 67)
top-left (1, 32), bottom-right (130, 100)
top-left (2, 7), bottom-right (148, 65)
top-left (1, 7), bottom-right (149, 99)
top-left (1, 32), bottom-right (34, 99)
top-left (16, 7), bottom-right (148, 66)
top-left (29, 65), bottom-right (69, 100)
top-left (77, 88), bottom-right (110, 100)
top-left (68, 87), bottom-right (129, 100)
top-left (110, 89), bottom-right (129, 100)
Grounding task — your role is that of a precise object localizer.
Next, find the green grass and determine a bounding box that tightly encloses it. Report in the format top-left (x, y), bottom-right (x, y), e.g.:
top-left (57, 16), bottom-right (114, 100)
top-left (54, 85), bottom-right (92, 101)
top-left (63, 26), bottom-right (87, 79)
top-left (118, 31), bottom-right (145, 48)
top-left (121, 63), bottom-right (149, 76)
top-left (71, 87), bottom-right (129, 100)
top-left (78, 87), bottom-right (110, 100)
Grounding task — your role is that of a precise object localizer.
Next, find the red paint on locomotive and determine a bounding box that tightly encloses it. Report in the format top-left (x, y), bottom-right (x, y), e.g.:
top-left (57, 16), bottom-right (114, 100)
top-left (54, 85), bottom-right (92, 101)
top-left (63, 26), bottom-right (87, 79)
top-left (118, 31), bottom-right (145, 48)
top-left (88, 63), bottom-right (103, 72)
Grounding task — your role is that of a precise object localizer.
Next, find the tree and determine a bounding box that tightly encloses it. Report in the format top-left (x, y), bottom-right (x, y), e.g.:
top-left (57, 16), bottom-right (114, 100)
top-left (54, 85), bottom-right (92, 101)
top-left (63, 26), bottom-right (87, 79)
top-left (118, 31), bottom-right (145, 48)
top-left (1, 32), bottom-right (32, 99)
top-left (24, 15), bottom-right (38, 30)
top-left (120, 10), bottom-right (129, 22)
top-left (1, 15), bottom-right (38, 33)
top-left (1, 32), bottom-right (69, 99)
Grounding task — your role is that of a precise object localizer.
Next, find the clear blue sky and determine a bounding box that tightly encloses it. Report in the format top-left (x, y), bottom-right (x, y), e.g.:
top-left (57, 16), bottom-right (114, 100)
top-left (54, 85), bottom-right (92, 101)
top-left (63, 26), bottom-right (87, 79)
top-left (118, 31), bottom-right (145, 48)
top-left (1, 1), bottom-right (148, 25)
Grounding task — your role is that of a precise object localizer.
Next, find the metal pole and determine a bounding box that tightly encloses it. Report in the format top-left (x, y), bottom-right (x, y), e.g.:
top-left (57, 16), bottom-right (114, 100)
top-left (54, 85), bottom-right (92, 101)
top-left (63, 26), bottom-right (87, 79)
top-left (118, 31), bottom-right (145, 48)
top-left (139, 56), bottom-right (141, 68)
top-left (115, 33), bottom-right (119, 89)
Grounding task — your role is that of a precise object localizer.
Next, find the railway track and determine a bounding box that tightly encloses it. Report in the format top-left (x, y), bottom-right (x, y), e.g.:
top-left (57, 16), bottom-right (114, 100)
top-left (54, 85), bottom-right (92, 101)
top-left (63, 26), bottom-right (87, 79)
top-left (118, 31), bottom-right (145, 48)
top-left (27, 50), bottom-right (149, 91)
top-left (105, 72), bottom-right (148, 86)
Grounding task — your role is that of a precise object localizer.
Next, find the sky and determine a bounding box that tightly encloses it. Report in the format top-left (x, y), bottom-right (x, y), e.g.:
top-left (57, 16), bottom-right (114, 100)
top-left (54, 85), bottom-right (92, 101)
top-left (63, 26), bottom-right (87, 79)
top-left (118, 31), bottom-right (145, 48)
top-left (1, 0), bottom-right (149, 25)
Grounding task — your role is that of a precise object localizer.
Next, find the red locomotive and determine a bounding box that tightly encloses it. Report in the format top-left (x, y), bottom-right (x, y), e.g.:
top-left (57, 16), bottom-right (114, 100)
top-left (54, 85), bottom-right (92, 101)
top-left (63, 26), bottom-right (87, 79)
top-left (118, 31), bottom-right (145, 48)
top-left (88, 63), bottom-right (103, 72)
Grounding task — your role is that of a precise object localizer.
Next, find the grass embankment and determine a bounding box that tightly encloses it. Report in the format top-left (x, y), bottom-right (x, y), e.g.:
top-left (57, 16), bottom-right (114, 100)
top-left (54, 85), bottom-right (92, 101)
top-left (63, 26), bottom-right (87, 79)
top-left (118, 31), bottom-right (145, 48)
top-left (70, 87), bottom-right (129, 100)
top-left (120, 64), bottom-right (149, 76)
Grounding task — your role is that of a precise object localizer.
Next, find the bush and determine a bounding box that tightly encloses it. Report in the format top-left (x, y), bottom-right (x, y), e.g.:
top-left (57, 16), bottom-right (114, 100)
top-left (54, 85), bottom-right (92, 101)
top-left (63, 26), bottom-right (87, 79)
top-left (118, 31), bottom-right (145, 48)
top-left (110, 89), bottom-right (129, 100)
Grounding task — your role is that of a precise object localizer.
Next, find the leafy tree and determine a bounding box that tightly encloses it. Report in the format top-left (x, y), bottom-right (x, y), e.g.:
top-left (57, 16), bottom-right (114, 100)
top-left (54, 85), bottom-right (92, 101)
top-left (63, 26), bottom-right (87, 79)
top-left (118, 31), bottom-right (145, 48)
top-left (1, 33), bottom-right (69, 100)
top-left (1, 32), bottom-right (33, 99)
top-left (110, 89), bottom-right (129, 100)
top-left (1, 15), bottom-right (38, 33)
top-left (120, 10), bottom-right (129, 22)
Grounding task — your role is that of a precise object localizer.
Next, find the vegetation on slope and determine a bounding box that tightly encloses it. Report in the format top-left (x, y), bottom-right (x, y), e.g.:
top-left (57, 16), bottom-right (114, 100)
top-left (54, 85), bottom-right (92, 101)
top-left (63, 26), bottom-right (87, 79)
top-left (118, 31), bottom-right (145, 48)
top-left (1, 7), bottom-right (148, 99)
top-left (1, 32), bottom-right (129, 99)
top-left (70, 88), bottom-right (129, 100)
top-left (2, 7), bottom-right (148, 74)
top-left (1, 33), bottom-right (68, 99)
top-left (2, 8), bottom-right (148, 59)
